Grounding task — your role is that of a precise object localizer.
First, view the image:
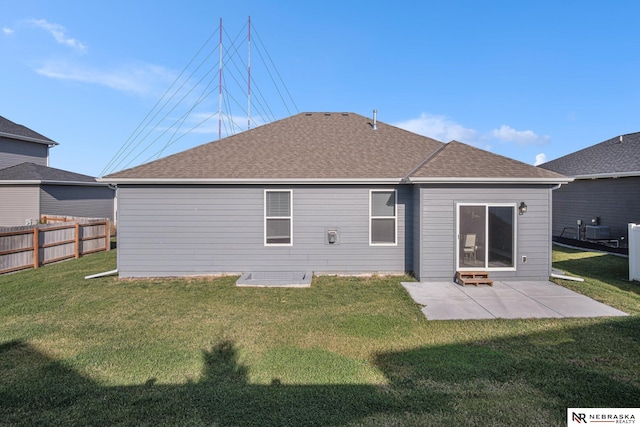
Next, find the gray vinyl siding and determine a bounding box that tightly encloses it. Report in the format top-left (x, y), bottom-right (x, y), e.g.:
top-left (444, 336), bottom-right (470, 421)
top-left (117, 185), bottom-right (412, 278)
top-left (0, 186), bottom-right (40, 227)
top-left (418, 184), bottom-right (553, 281)
top-left (551, 176), bottom-right (640, 241)
top-left (40, 185), bottom-right (115, 221)
top-left (0, 137), bottom-right (49, 169)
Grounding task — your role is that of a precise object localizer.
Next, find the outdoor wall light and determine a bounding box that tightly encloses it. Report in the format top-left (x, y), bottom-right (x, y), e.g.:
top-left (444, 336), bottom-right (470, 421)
top-left (518, 202), bottom-right (528, 215)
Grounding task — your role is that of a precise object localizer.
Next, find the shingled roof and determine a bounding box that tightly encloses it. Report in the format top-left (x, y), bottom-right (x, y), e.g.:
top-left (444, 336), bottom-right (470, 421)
top-left (0, 162), bottom-right (98, 184)
top-left (539, 132), bottom-right (640, 178)
top-left (410, 141), bottom-right (567, 182)
top-left (104, 112), bottom-right (567, 184)
top-left (0, 116), bottom-right (58, 146)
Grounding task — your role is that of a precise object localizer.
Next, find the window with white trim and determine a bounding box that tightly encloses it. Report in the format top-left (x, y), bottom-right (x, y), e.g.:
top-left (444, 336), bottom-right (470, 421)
top-left (265, 190), bottom-right (292, 245)
top-left (370, 190), bottom-right (397, 245)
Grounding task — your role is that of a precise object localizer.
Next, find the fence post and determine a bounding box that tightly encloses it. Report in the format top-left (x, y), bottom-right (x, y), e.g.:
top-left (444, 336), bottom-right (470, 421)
top-left (75, 223), bottom-right (81, 259)
top-left (105, 220), bottom-right (110, 251)
top-left (33, 227), bottom-right (39, 269)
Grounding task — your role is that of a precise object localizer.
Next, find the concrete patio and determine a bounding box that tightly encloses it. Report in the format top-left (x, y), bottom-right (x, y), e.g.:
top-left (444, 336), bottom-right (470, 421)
top-left (401, 280), bottom-right (628, 320)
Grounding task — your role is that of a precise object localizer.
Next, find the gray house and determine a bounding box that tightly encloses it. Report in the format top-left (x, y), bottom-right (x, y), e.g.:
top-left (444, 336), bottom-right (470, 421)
top-left (103, 112), bottom-right (568, 281)
top-left (0, 162), bottom-right (115, 226)
top-left (0, 114), bottom-right (57, 169)
top-left (539, 132), bottom-right (640, 247)
top-left (0, 115), bottom-right (115, 226)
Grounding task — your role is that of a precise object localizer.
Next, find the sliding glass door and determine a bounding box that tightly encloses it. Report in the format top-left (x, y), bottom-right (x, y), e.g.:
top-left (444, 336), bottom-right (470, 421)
top-left (458, 204), bottom-right (516, 270)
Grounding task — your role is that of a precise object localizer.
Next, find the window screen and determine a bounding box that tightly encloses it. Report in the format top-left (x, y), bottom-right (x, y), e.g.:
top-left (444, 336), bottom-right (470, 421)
top-left (370, 190), bottom-right (396, 245)
top-left (265, 191), bottom-right (292, 245)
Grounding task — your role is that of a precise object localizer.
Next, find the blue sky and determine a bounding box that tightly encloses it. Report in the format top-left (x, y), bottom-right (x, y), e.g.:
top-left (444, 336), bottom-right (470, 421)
top-left (1, 0), bottom-right (639, 177)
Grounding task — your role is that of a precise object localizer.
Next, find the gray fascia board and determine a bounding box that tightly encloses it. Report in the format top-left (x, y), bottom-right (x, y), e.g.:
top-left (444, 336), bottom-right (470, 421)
top-left (98, 177), bottom-right (406, 185)
top-left (408, 177), bottom-right (573, 184)
top-left (0, 180), bottom-right (108, 187)
top-left (571, 171), bottom-right (640, 180)
top-left (0, 131), bottom-right (58, 146)
top-left (98, 177), bottom-right (572, 185)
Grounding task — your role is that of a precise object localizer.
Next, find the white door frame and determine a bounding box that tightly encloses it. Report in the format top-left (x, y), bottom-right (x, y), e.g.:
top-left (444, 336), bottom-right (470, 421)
top-left (456, 203), bottom-right (517, 272)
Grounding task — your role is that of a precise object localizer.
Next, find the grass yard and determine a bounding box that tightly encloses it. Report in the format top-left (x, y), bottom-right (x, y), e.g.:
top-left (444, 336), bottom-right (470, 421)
top-left (0, 246), bottom-right (638, 426)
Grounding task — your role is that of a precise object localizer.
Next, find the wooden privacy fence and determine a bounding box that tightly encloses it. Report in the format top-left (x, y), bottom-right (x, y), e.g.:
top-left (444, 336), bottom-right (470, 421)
top-left (0, 219), bottom-right (110, 275)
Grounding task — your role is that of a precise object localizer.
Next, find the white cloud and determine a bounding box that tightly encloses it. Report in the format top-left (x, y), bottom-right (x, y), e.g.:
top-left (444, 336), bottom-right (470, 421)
top-left (490, 125), bottom-right (550, 146)
top-left (2, 27), bottom-right (14, 35)
top-left (534, 153), bottom-right (547, 166)
top-left (28, 19), bottom-right (86, 52)
top-left (36, 61), bottom-right (175, 95)
top-left (393, 113), bottom-right (477, 143)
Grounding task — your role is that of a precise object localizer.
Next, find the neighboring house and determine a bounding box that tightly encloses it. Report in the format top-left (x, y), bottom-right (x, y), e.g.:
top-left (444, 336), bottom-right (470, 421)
top-left (0, 115), bottom-right (58, 169)
top-left (103, 112), bottom-right (568, 281)
top-left (0, 116), bottom-right (115, 226)
top-left (539, 132), bottom-right (640, 247)
top-left (0, 163), bottom-right (115, 226)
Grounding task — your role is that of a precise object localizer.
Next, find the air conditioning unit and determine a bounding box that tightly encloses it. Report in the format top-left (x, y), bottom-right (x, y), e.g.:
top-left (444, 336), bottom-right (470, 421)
top-left (586, 225), bottom-right (610, 240)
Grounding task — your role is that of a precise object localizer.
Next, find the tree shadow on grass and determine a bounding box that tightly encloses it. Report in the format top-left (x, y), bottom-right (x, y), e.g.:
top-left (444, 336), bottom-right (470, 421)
top-left (0, 339), bottom-right (444, 426)
top-left (1, 317), bottom-right (639, 426)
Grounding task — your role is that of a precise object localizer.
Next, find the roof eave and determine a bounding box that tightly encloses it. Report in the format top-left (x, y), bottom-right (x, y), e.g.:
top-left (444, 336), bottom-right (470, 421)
top-left (98, 176), bottom-right (573, 185)
top-left (98, 177), bottom-right (406, 185)
top-left (408, 177), bottom-right (573, 184)
top-left (0, 180), bottom-right (108, 186)
top-left (0, 131), bottom-right (58, 146)
top-left (570, 171), bottom-right (640, 180)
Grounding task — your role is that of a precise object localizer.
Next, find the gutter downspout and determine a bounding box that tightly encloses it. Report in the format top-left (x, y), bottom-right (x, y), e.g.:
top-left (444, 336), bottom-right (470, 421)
top-left (549, 182), bottom-right (563, 278)
top-left (108, 184), bottom-right (117, 227)
top-left (85, 269), bottom-right (118, 279)
top-left (551, 271), bottom-right (584, 282)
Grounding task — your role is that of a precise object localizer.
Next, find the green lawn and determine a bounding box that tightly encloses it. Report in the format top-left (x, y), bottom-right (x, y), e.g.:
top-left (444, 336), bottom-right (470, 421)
top-left (1, 246), bottom-right (638, 426)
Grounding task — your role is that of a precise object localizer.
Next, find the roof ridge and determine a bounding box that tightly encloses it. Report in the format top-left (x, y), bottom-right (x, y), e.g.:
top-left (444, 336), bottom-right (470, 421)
top-left (402, 141), bottom-right (449, 180)
top-left (618, 131), bottom-right (640, 138)
top-left (539, 131), bottom-right (640, 175)
top-left (103, 112), bottom-right (566, 183)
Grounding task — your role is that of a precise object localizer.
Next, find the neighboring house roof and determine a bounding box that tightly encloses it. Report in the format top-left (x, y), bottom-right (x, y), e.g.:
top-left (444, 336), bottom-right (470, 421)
top-left (103, 112), bottom-right (568, 184)
top-left (0, 115), bottom-right (58, 146)
top-left (539, 132), bottom-right (640, 179)
top-left (0, 162), bottom-right (103, 186)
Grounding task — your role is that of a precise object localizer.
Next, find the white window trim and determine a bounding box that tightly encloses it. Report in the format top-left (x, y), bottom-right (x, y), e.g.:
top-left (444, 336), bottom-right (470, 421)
top-left (264, 189), bottom-right (293, 246)
top-left (456, 203), bottom-right (517, 272)
top-left (369, 189), bottom-right (398, 246)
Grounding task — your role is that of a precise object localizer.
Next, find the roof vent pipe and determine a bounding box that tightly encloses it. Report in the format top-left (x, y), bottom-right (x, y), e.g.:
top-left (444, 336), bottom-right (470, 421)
top-left (620, 135), bottom-right (623, 143)
top-left (372, 109), bottom-right (377, 130)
